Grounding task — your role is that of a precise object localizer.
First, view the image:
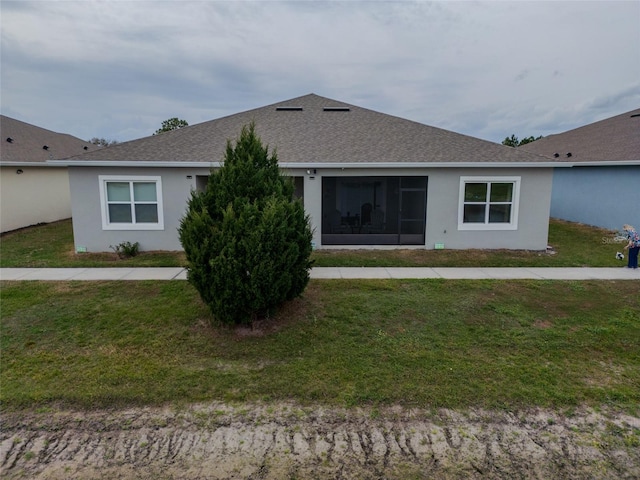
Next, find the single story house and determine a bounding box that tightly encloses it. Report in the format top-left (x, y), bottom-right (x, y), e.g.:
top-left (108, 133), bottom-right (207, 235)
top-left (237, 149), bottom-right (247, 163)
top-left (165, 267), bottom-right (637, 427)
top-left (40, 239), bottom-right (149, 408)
top-left (53, 94), bottom-right (564, 252)
top-left (0, 115), bottom-right (98, 233)
top-left (520, 108), bottom-right (640, 231)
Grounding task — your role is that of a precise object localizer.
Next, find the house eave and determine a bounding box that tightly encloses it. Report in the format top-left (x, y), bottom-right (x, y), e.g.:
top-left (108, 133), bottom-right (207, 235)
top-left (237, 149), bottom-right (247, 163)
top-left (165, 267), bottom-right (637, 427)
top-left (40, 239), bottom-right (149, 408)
top-left (562, 160), bottom-right (640, 167)
top-left (1, 161), bottom-right (67, 167)
top-left (49, 160), bottom-right (567, 169)
top-left (280, 162), bottom-right (566, 169)
top-left (48, 160), bottom-right (215, 168)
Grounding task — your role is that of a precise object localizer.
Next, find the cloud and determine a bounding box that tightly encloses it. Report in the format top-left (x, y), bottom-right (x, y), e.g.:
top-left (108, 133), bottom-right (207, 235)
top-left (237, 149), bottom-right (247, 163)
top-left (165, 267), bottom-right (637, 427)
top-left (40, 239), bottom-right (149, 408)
top-left (1, 0), bottom-right (638, 143)
top-left (583, 84), bottom-right (640, 113)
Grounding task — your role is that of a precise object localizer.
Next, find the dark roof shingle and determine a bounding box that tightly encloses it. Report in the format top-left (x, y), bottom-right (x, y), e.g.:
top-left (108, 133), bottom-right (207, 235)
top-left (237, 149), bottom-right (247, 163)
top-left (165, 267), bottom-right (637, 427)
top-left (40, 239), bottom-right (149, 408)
top-left (64, 94), bottom-right (550, 165)
top-left (0, 115), bottom-right (99, 164)
top-left (520, 108), bottom-right (640, 162)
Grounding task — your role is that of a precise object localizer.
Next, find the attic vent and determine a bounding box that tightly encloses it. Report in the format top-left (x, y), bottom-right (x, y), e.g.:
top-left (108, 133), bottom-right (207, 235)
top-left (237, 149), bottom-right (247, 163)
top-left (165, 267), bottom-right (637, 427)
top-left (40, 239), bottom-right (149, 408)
top-left (553, 153), bottom-right (559, 158)
top-left (6, 137), bottom-right (13, 143)
top-left (323, 107), bottom-right (350, 112)
top-left (631, 114), bottom-right (640, 118)
top-left (276, 106), bottom-right (303, 111)
top-left (566, 152), bottom-right (572, 157)
top-left (42, 145), bottom-right (49, 150)
top-left (83, 146), bottom-right (89, 150)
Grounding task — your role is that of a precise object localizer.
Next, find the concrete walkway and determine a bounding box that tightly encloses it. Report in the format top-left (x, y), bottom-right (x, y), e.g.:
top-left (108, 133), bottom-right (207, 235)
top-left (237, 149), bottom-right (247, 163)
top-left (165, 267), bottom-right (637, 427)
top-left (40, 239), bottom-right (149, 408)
top-left (1, 266), bottom-right (638, 281)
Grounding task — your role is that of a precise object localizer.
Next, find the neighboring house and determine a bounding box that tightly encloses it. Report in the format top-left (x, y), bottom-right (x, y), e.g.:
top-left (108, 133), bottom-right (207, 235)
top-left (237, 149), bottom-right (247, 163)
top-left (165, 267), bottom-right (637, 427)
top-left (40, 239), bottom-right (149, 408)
top-left (53, 94), bottom-right (562, 252)
top-left (0, 115), bottom-right (98, 233)
top-left (520, 109), bottom-right (640, 231)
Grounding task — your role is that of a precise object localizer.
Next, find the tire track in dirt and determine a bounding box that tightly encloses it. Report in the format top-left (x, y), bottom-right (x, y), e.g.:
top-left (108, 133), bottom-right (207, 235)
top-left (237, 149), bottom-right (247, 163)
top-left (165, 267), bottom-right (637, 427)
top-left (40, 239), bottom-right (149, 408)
top-left (1, 403), bottom-right (639, 479)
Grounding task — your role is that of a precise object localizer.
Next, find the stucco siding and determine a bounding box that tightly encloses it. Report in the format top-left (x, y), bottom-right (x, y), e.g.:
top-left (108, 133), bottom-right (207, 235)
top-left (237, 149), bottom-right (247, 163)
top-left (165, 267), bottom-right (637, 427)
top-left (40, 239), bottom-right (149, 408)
top-left (425, 167), bottom-right (552, 250)
top-left (69, 166), bottom-right (553, 252)
top-left (0, 166), bottom-right (71, 233)
top-left (551, 166), bottom-right (640, 231)
top-left (69, 166), bottom-right (207, 252)
top-left (306, 167), bottom-right (551, 251)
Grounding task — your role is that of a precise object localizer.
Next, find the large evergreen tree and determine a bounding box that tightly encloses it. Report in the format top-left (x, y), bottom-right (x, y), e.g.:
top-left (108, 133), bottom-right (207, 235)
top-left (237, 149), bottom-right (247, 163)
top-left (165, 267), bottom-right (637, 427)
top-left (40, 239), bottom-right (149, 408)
top-left (179, 123), bottom-right (313, 325)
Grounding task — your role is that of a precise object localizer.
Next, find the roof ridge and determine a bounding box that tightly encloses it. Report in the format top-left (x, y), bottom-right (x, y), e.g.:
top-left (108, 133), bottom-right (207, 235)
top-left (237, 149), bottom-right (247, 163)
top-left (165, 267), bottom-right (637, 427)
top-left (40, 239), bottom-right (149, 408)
top-left (55, 95), bottom-right (556, 165)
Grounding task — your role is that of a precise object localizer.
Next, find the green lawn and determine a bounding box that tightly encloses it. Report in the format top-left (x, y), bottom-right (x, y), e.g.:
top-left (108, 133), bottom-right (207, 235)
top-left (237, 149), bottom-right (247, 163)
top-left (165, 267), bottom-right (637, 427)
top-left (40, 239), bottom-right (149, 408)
top-left (2, 218), bottom-right (637, 412)
top-left (313, 218), bottom-right (626, 267)
top-left (0, 219), bottom-right (186, 268)
top-left (2, 279), bottom-right (638, 412)
top-left (0, 217), bottom-right (627, 268)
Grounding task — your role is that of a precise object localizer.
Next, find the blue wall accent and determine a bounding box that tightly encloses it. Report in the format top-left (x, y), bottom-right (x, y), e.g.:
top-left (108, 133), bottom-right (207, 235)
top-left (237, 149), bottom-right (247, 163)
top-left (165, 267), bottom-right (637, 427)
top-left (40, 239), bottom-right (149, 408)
top-left (551, 165), bottom-right (640, 230)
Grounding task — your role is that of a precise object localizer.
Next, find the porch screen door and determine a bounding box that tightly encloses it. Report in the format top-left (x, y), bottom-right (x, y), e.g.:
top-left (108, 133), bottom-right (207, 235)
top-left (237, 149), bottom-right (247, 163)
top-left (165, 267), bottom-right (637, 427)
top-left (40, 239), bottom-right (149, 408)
top-left (398, 177), bottom-right (427, 245)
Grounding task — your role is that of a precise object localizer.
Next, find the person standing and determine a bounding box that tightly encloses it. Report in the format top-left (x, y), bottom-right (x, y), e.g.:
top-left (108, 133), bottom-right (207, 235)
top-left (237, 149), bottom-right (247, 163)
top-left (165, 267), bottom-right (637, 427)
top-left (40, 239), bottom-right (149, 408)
top-left (622, 224), bottom-right (640, 269)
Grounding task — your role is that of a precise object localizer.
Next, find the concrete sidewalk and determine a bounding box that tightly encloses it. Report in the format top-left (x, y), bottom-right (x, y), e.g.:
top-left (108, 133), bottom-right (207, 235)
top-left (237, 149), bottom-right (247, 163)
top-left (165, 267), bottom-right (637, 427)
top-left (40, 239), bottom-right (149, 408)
top-left (1, 267), bottom-right (638, 281)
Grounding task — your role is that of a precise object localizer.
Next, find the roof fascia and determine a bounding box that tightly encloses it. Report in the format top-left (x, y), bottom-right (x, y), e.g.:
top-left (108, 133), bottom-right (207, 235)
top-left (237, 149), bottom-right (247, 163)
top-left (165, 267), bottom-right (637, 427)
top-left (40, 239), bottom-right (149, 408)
top-left (48, 160), bottom-right (219, 168)
top-left (49, 160), bottom-right (570, 168)
top-left (281, 162), bottom-right (570, 169)
top-left (564, 160), bottom-right (640, 167)
top-left (1, 161), bottom-right (66, 167)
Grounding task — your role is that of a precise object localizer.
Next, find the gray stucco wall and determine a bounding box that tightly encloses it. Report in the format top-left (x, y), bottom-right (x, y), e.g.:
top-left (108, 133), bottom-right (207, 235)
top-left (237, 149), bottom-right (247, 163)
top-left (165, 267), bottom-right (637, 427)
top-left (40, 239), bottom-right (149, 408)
top-left (69, 166), bottom-right (209, 252)
top-left (551, 165), bottom-right (640, 231)
top-left (304, 166), bottom-right (552, 251)
top-left (425, 167), bottom-right (552, 250)
top-left (69, 165), bottom-right (553, 252)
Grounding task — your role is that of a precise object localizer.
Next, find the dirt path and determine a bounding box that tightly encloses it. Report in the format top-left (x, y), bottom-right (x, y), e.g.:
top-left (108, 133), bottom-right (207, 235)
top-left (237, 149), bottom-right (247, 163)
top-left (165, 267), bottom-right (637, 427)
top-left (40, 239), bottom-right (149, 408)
top-left (2, 402), bottom-right (639, 479)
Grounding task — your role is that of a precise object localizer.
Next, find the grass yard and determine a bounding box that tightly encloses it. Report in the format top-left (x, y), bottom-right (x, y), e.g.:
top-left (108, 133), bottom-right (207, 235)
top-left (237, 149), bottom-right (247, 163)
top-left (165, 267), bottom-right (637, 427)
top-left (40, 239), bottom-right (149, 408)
top-left (313, 218), bottom-right (627, 267)
top-left (0, 217), bottom-right (627, 268)
top-left (0, 219), bottom-right (186, 268)
top-left (2, 279), bottom-right (638, 412)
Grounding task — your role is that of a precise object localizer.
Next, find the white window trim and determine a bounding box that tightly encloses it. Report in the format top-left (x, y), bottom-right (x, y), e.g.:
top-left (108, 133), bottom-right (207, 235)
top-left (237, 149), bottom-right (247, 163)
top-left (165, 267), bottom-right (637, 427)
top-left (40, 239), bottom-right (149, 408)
top-left (458, 176), bottom-right (520, 231)
top-left (99, 175), bottom-right (164, 230)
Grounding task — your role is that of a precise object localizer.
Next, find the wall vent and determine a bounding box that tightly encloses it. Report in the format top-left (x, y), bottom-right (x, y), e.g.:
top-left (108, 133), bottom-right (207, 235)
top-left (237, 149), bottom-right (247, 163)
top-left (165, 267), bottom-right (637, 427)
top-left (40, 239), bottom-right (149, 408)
top-left (276, 106), bottom-right (303, 111)
top-left (323, 107), bottom-right (350, 112)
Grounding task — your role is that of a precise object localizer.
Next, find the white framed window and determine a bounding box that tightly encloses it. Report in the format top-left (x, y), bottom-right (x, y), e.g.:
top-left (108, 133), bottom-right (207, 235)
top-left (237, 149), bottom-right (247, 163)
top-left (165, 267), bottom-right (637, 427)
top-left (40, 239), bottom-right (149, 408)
top-left (99, 175), bottom-right (164, 230)
top-left (458, 176), bottom-right (520, 230)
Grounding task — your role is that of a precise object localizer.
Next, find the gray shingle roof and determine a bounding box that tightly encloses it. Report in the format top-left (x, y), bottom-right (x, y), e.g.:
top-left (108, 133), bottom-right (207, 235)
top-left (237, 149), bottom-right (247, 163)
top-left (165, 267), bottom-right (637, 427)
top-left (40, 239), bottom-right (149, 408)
top-left (64, 94), bottom-right (551, 165)
top-left (0, 115), bottom-right (99, 164)
top-left (520, 108), bottom-right (640, 162)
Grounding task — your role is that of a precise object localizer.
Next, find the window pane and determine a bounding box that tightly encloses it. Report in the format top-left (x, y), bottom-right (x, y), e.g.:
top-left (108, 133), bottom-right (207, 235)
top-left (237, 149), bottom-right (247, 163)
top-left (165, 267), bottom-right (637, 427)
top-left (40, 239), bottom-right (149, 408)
top-left (464, 183), bottom-right (487, 202)
top-left (133, 182), bottom-right (157, 202)
top-left (106, 182), bottom-right (131, 202)
top-left (489, 204), bottom-right (512, 223)
top-left (464, 204), bottom-right (485, 223)
top-left (108, 204), bottom-right (132, 223)
top-left (135, 204), bottom-right (158, 223)
top-left (490, 183), bottom-right (513, 202)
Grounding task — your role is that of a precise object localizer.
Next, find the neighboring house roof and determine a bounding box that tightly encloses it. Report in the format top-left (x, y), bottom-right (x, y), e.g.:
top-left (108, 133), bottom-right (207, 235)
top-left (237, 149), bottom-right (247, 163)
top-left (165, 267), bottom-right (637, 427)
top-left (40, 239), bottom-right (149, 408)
top-left (0, 115), bottom-right (99, 165)
top-left (57, 94), bottom-right (555, 168)
top-left (520, 108), bottom-right (640, 164)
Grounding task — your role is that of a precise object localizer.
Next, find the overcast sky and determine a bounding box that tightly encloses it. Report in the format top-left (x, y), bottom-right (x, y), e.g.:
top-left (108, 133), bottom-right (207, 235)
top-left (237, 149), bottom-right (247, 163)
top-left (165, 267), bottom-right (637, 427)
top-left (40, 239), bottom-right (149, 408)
top-left (1, 0), bottom-right (639, 145)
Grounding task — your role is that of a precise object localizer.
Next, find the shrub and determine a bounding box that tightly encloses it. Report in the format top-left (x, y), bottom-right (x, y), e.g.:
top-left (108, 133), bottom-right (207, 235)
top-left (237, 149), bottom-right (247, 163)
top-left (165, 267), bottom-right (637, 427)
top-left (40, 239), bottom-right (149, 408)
top-left (179, 123), bottom-right (313, 325)
top-left (110, 241), bottom-right (140, 258)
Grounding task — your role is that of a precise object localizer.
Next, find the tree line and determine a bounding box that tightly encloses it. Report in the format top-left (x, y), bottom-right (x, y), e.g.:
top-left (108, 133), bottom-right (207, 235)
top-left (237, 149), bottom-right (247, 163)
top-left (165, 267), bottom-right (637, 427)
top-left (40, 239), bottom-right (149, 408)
top-left (88, 117), bottom-right (189, 145)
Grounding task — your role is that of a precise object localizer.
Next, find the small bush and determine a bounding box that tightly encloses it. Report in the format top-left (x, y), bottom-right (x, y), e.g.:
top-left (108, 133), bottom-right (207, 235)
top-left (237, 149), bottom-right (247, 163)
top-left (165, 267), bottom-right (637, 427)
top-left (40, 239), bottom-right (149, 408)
top-left (110, 241), bottom-right (140, 259)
